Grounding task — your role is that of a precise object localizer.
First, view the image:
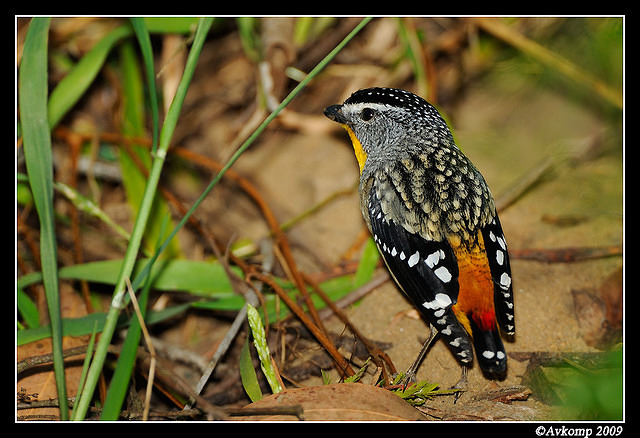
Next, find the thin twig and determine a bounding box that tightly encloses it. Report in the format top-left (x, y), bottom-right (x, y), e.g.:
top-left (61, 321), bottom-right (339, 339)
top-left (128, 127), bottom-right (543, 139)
top-left (125, 278), bottom-right (155, 421)
top-left (135, 348), bottom-right (227, 420)
top-left (18, 345), bottom-right (89, 374)
top-left (184, 302), bottom-right (249, 409)
top-left (495, 131), bottom-right (608, 212)
top-left (17, 397), bottom-right (207, 420)
top-left (225, 405), bottom-right (304, 420)
top-left (495, 156), bottom-right (556, 213)
top-left (509, 246), bottom-right (622, 263)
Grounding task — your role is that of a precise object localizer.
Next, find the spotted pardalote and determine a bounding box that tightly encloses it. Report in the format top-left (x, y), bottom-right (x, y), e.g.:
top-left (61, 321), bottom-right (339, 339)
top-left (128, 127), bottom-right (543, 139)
top-left (324, 87), bottom-right (514, 376)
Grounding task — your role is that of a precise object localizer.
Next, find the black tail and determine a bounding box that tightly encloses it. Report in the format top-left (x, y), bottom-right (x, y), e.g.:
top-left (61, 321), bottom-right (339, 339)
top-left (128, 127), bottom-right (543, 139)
top-left (469, 318), bottom-right (507, 375)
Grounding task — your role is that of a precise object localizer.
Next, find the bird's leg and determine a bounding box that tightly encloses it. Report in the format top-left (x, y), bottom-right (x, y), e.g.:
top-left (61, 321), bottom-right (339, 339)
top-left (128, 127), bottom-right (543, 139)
top-left (401, 324), bottom-right (438, 389)
top-left (451, 365), bottom-right (468, 403)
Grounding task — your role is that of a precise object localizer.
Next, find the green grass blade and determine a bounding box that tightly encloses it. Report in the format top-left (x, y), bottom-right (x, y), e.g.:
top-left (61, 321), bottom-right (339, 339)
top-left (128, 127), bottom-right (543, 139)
top-left (99, 277), bottom-right (151, 420)
top-left (18, 172), bottom-right (132, 241)
top-left (17, 286), bottom-right (40, 329)
top-left (17, 303), bottom-right (192, 347)
top-left (396, 18), bottom-right (429, 100)
top-left (53, 180), bottom-right (132, 241)
top-left (47, 24), bottom-right (133, 130)
top-left (143, 17), bottom-right (200, 34)
top-left (130, 17), bottom-right (159, 153)
top-left (353, 237), bottom-right (380, 289)
top-left (117, 39), bottom-right (181, 258)
top-left (71, 17), bottom-right (214, 420)
top-left (70, 321), bottom-right (99, 419)
top-left (247, 304), bottom-right (282, 394)
top-left (71, 16), bottom-right (371, 419)
top-left (240, 336), bottom-right (263, 402)
top-left (18, 17), bottom-right (68, 420)
top-left (101, 218), bottom-right (167, 420)
top-left (17, 258), bottom-right (237, 296)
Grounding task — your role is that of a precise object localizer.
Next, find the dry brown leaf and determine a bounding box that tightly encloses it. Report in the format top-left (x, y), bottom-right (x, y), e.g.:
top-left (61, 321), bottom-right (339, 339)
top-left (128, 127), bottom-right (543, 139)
top-left (600, 265), bottom-right (622, 332)
top-left (17, 283), bottom-right (90, 420)
top-left (572, 266), bottom-right (622, 350)
top-left (572, 288), bottom-right (608, 348)
top-left (236, 383), bottom-right (426, 421)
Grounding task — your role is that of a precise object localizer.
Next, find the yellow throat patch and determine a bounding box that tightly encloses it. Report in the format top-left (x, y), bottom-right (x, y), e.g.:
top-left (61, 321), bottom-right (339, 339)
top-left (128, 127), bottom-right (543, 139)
top-left (342, 125), bottom-right (367, 174)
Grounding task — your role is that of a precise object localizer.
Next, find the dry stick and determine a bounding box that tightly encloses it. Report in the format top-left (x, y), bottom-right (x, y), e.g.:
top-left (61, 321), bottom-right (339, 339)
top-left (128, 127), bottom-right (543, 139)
top-left (133, 349), bottom-right (227, 420)
top-left (494, 155), bottom-right (556, 213)
top-left (17, 398), bottom-right (203, 421)
top-left (125, 278), bottom-right (155, 421)
top-left (65, 129), bottom-right (95, 314)
top-left (317, 271), bottom-right (391, 321)
top-left (182, 210), bottom-right (279, 409)
top-left (488, 129), bottom-right (622, 263)
top-left (509, 246), bottom-right (622, 263)
top-left (226, 405), bottom-right (305, 420)
top-left (192, 148), bottom-right (328, 337)
top-left (274, 234), bottom-right (328, 334)
top-left (183, 254), bottom-right (265, 410)
top-left (495, 124), bottom-right (608, 213)
top-left (18, 345), bottom-right (90, 374)
top-left (279, 186), bottom-right (356, 232)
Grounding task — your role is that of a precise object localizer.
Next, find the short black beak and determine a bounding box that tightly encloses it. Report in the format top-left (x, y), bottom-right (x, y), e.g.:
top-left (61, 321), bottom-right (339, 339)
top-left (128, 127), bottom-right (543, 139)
top-left (323, 104), bottom-right (347, 124)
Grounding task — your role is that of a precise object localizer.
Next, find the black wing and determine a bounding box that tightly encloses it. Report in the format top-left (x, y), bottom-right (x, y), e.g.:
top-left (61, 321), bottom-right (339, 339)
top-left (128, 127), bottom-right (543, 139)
top-left (366, 188), bottom-right (474, 365)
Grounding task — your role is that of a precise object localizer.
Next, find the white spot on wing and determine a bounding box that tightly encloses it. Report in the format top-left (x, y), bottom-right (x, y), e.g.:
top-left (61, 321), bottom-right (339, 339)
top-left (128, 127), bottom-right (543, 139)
top-left (422, 292), bottom-right (452, 310)
top-left (424, 250), bottom-right (441, 268)
top-left (434, 266), bottom-right (452, 282)
top-left (408, 251), bottom-right (420, 267)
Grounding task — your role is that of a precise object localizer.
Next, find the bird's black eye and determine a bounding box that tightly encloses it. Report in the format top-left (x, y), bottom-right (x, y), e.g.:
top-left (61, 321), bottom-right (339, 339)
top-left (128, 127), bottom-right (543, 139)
top-left (360, 107), bottom-right (375, 121)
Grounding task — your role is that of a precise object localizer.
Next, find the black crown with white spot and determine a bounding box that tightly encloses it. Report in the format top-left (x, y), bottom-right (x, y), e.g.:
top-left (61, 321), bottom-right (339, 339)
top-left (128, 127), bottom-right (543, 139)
top-left (345, 87), bottom-right (452, 137)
